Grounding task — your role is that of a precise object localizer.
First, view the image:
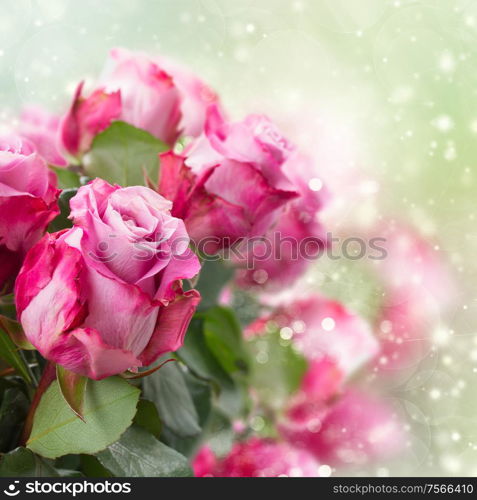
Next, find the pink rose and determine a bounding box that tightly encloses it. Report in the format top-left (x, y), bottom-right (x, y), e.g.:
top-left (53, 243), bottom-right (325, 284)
top-left (278, 360), bottom-right (403, 466)
top-left (154, 54), bottom-right (220, 138)
top-left (253, 295), bottom-right (403, 466)
top-left (158, 106), bottom-right (299, 252)
top-left (280, 383), bottom-right (403, 466)
top-left (0, 135), bottom-right (59, 291)
top-left (60, 49), bottom-right (221, 156)
top-left (185, 104), bottom-right (295, 176)
top-left (19, 107), bottom-right (67, 167)
top-left (15, 179), bottom-right (201, 380)
top-left (193, 439), bottom-right (321, 477)
top-left (245, 294), bottom-right (379, 378)
top-left (369, 222), bottom-right (456, 372)
top-left (287, 389), bottom-right (403, 466)
top-left (370, 221), bottom-right (456, 310)
top-left (235, 153), bottom-right (328, 289)
top-left (97, 48), bottom-right (181, 145)
top-left (60, 82), bottom-right (121, 158)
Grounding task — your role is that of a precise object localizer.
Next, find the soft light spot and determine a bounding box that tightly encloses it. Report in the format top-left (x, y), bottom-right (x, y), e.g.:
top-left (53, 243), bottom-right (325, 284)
top-left (321, 317), bottom-right (335, 331)
top-left (292, 320), bottom-right (306, 333)
top-left (433, 115), bottom-right (454, 132)
top-left (309, 178), bottom-right (323, 192)
top-left (430, 388), bottom-right (441, 400)
top-left (439, 51), bottom-right (456, 73)
top-left (451, 432), bottom-right (461, 442)
top-left (280, 327), bottom-right (293, 340)
top-left (256, 351), bottom-right (268, 364)
top-left (318, 464), bottom-right (332, 477)
top-left (380, 320), bottom-right (393, 334)
top-left (251, 416), bottom-right (265, 432)
top-left (253, 269), bottom-right (268, 284)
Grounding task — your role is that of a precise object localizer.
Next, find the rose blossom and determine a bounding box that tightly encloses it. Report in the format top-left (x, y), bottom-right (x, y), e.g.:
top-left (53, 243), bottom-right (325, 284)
top-left (370, 221), bottom-right (457, 372)
top-left (193, 439), bottom-right (321, 477)
top-left (60, 82), bottom-right (121, 158)
top-left (235, 153), bottom-right (328, 289)
top-left (0, 135), bottom-right (59, 291)
top-left (245, 294), bottom-right (379, 377)
top-left (158, 105), bottom-right (299, 253)
top-left (18, 107), bottom-right (67, 167)
top-left (246, 295), bottom-right (402, 465)
top-left (15, 179), bottom-right (201, 380)
top-left (280, 382), bottom-right (403, 467)
top-left (153, 53), bottom-right (220, 138)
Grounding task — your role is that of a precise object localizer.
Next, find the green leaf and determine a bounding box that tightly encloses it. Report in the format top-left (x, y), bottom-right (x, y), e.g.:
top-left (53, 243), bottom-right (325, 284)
top-left (0, 448), bottom-right (59, 477)
top-left (27, 377), bottom-right (140, 459)
top-left (0, 294), bottom-right (16, 320)
top-left (56, 469), bottom-right (83, 477)
top-left (80, 455), bottom-right (112, 478)
top-left (202, 306), bottom-right (249, 376)
top-left (0, 327), bottom-right (32, 383)
top-left (196, 259), bottom-right (234, 310)
top-left (159, 371), bottom-right (212, 457)
top-left (84, 121), bottom-right (168, 186)
top-left (0, 315), bottom-right (34, 350)
top-left (142, 361), bottom-right (200, 438)
top-left (177, 317), bottom-right (246, 418)
top-left (57, 365), bottom-right (88, 420)
top-left (247, 330), bottom-right (308, 410)
top-left (96, 426), bottom-right (192, 477)
top-left (48, 188), bottom-right (78, 232)
top-left (50, 166), bottom-right (81, 189)
top-left (0, 387), bottom-right (29, 452)
top-left (133, 399), bottom-right (162, 440)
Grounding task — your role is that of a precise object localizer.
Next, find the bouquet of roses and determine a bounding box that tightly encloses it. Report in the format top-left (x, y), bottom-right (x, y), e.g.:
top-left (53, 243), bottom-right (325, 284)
top-left (0, 48), bottom-right (454, 477)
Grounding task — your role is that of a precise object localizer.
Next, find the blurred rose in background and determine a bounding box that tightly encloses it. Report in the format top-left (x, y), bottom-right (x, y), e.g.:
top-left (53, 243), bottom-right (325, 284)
top-left (0, 0), bottom-right (472, 477)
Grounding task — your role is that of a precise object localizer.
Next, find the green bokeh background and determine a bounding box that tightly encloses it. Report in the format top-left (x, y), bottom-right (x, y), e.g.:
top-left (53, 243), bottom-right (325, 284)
top-left (0, 0), bottom-right (475, 476)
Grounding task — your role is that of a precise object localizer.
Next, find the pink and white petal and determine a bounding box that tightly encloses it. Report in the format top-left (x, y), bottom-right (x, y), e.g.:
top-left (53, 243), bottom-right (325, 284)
top-left (69, 178), bottom-right (118, 225)
top-left (159, 152), bottom-right (198, 218)
top-left (0, 195), bottom-right (59, 252)
top-left (185, 191), bottom-right (250, 253)
top-left (0, 151), bottom-right (51, 199)
top-left (139, 289), bottom-right (201, 366)
top-left (17, 232), bottom-right (87, 355)
top-left (154, 249), bottom-right (201, 301)
top-left (82, 267), bottom-right (159, 357)
top-left (50, 327), bottom-right (141, 380)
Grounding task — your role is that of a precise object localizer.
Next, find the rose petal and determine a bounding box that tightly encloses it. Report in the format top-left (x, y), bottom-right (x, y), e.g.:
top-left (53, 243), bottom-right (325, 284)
top-left (139, 289), bottom-right (201, 366)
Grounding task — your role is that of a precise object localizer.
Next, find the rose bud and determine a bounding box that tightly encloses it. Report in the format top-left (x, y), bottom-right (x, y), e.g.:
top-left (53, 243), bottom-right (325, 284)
top-left (60, 81), bottom-right (121, 158)
top-left (158, 105), bottom-right (299, 253)
top-left (0, 135), bottom-right (59, 291)
top-left (15, 179), bottom-right (201, 380)
top-left (193, 439), bottom-right (321, 477)
top-left (92, 48), bottom-right (222, 146)
top-left (18, 107), bottom-right (67, 167)
top-left (96, 48), bottom-right (182, 145)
